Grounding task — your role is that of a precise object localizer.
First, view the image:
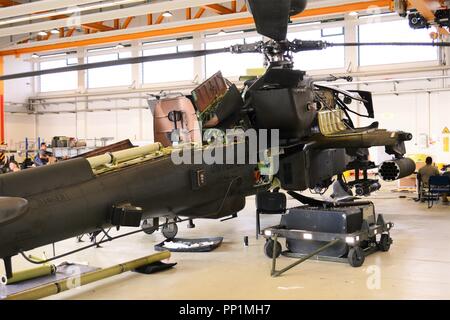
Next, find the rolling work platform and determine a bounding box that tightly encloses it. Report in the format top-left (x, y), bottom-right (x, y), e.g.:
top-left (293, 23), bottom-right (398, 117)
top-left (259, 192), bottom-right (393, 277)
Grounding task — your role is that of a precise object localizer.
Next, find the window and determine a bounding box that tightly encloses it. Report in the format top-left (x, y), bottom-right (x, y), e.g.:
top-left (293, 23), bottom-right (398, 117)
top-left (40, 54), bottom-right (78, 92)
top-left (87, 48), bottom-right (132, 88)
top-left (358, 18), bottom-right (438, 66)
top-left (142, 41), bottom-right (194, 84)
top-left (287, 25), bottom-right (345, 71)
top-left (205, 35), bottom-right (264, 78)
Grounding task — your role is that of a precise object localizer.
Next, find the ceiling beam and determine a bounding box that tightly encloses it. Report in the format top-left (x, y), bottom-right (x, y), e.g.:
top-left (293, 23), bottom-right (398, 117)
top-left (0, 0), bottom-right (103, 20)
top-left (83, 22), bottom-right (115, 32)
top-left (0, 0), bottom-right (223, 37)
top-left (231, 1), bottom-right (237, 13)
top-left (49, 13), bottom-right (115, 32)
top-left (0, 0), bottom-right (18, 7)
top-left (194, 8), bottom-right (206, 19)
top-left (186, 8), bottom-right (192, 20)
top-left (203, 4), bottom-right (234, 14)
top-left (13, 13), bottom-right (114, 44)
top-left (66, 28), bottom-right (76, 37)
top-left (39, 31), bottom-right (52, 42)
top-left (155, 14), bottom-right (165, 25)
top-left (0, 0), bottom-right (393, 56)
top-left (122, 16), bottom-right (134, 29)
top-left (0, 0), bottom-right (146, 27)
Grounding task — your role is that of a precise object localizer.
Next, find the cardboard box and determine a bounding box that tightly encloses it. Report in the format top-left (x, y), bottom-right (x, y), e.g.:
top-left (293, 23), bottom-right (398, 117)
top-left (397, 162), bottom-right (425, 189)
top-left (398, 176), bottom-right (417, 188)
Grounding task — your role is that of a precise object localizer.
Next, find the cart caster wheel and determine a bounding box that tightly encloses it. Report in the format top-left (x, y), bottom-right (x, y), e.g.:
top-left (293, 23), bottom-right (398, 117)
top-left (348, 246), bottom-right (365, 268)
top-left (264, 239), bottom-right (282, 259)
top-left (378, 234), bottom-right (392, 252)
top-left (162, 222), bottom-right (178, 239)
top-left (141, 219), bottom-right (156, 235)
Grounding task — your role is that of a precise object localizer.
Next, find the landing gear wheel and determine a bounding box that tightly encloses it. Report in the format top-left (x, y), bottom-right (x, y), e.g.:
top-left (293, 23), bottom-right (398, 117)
top-left (378, 234), bottom-right (392, 252)
top-left (162, 222), bottom-right (178, 239)
top-left (264, 239), bottom-right (282, 259)
top-left (141, 219), bottom-right (156, 235)
top-left (348, 246), bottom-right (365, 268)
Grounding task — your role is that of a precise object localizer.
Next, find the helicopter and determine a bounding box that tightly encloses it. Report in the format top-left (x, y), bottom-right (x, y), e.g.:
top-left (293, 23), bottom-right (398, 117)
top-left (0, 0), bottom-right (447, 280)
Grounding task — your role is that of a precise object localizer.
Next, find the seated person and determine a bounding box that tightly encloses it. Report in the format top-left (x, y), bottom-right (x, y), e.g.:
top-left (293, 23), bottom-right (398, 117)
top-left (20, 157), bottom-right (34, 170)
top-left (8, 160), bottom-right (20, 173)
top-left (34, 143), bottom-right (52, 167)
top-left (418, 157), bottom-right (440, 188)
top-left (418, 157), bottom-right (448, 203)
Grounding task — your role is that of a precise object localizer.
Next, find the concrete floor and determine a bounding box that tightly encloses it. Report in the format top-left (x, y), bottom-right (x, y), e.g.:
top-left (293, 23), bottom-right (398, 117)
top-left (1, 184), bottom-right (449, 300)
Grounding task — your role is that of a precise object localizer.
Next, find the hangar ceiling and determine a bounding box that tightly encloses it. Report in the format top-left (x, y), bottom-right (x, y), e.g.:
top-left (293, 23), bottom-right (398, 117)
top-left (0, 0), bottom-right (446, 55)
top-left (0, 0), bottom-right (398, 55)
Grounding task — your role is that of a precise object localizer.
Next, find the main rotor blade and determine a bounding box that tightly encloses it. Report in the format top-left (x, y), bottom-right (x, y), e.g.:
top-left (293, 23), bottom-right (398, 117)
top-left (0, 48), bottom-right (230, 81)
top-left (290, 40), bottom-right (450, 52)
top-left (329, 42), bottom-right (450, 47)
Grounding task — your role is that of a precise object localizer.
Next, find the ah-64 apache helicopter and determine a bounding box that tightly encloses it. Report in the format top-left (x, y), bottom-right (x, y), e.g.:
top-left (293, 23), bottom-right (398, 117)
top-left (0, 0), bottom-right (448, 279)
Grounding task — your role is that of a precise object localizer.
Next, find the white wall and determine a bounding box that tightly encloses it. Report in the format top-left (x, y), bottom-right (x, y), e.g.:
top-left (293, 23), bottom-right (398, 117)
top-left (5, 68), bottom-right (450, 164)
top-left (2, 15), bottom-right (449, 164)
top-left (3, 54), bottom-right (36, 149)
top-left (36, 110), bottom-right (154, 143)
top-left (429, 91), bottom-right (450, 163)
top-left (4, 114), bottom-right (36, 149)
top-left (347, 70), bottom-right (450, 164)
top-left (34, 95), bottom-right (154, 144)
top-left (28, 77), bottom-right (450, 165)
top-left (3, 54), bottom-right (34, 103)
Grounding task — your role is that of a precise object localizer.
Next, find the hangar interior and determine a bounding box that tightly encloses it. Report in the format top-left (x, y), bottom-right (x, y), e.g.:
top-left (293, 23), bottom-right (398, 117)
top-left (0, 0), bottom-right (449, 300)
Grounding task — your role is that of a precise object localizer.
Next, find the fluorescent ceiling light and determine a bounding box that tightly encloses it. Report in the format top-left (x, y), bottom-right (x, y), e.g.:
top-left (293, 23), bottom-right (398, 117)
top-left (162, 11), bottom-right (173, 18)
top-left (0, 0), bottom-right (146, 27)
top-left (0, 0), bottom-right (223, 38)
top-left (50, 28), bottom-right (60, 34)
top-left (37, 31), bottom-right (48, 36)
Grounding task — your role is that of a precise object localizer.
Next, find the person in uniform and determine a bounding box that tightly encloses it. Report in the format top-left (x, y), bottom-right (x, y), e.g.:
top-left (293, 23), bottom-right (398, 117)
top-left (418, 157), bottom-right (448, 203)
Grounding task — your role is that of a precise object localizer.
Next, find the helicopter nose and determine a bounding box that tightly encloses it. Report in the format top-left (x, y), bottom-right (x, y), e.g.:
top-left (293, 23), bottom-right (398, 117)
top-left (0, 197), bottom-right (29, 225)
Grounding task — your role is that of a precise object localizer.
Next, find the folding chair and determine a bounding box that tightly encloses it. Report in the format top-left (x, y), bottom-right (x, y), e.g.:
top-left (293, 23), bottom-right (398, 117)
top-left (427, 176), bottom-right (450, 208)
